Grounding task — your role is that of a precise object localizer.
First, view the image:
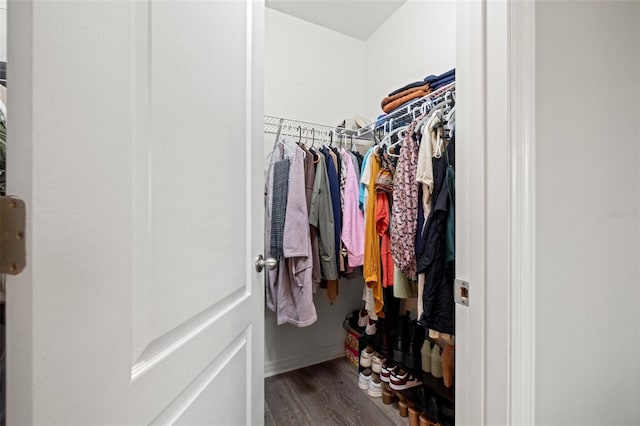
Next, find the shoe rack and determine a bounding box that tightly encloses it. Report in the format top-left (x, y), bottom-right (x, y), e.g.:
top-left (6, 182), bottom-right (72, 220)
top-left (358, 332), bottom-right (455, 426)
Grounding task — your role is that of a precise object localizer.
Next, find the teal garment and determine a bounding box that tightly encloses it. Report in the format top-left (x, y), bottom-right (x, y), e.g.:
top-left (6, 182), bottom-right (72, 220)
top-left (445, 165), bottom-right (455, 263)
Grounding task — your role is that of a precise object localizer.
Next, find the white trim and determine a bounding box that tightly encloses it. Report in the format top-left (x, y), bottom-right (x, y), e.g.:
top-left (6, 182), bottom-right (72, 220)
top-left (508, 1), bottom-right (536, 424)
top-left (263, 343), bottom-right (346, 377)
top-left (454, 1), bottom-right (487, 424)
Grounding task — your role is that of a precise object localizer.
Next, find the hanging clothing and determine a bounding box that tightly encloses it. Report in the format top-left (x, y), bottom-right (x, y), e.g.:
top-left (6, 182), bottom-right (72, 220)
top-left (359, 147), bottom-right (374, 211)
top-left (301, 146), bottom-right (321, 289)
top-left (309, 153), bottom-right (338, 281)
top-left (417, 141), bottom-right (455, 335)
top-left (277, 144), bottom-right (317, 326)
top-left (376, 191), bottom-right (393, 287)
top-left (265, 139), bottom-right (317, 327)
top-left (340, 148), bottom-right (365, 268)
top-left (364, 152), bottom-right (383, 315)
top-left (320, 146), bottom-right (342, 302)
top-left (270, 159), bottom-right (290, 260)
top-left (264, 141), bottom-right (287, 312)
top-left (321, 146), bottom-right (342, 270)
top-left (393, 266), bottom-right (417, 298)
top-left (416, 122), bottom-right (435, 217)
top-left (390, 121), bottom-right (421, 281)
top-left (445, 140), bottom-right (456, 264)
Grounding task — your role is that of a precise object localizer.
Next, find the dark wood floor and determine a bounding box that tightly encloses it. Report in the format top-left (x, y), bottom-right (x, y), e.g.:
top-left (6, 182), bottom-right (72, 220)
top-left (265, 357), bottom-right (407, 426)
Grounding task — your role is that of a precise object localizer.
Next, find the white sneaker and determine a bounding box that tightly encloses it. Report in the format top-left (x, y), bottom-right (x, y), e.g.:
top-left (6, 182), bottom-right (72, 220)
top-left (389, 369), bottom-right (422, 391)
top-left (368, 373), bottom-right (383, 398)
top-left (372, 353), bottom-right (387, 374)
top-left (365, 318), bottom-right (377, 336)
top-left (360, 346), bottom-right (375, 368)
top-left (358, 368), bottom-right (373, 390)
top-left (357, 309), bottom-right (369, 328)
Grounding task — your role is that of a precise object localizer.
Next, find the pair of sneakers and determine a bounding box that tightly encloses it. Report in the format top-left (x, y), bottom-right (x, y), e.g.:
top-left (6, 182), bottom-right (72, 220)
top-left (359, 347), bottom-right (386, 373)
top-left (358, 368), bottom-right (383, 398)
top-left (357, 310), bottom-right (377, 336)
top-left (381, 360), bottom-right (422, 390)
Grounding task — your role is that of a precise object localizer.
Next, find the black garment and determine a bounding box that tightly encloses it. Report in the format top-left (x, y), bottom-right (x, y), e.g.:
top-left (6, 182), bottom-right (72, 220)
top-left (382, 285), bottom-right (401, 356)
top-left (320, 147), bottom-right (342, 266)
top-left (329, 146), bottom-right (342, 187)
top-left (417, 141), bottom-right (455, 335)
top-left (354, 151), bottom-right (364, 170)
top-left (415, 185), bottom-right (425, 257)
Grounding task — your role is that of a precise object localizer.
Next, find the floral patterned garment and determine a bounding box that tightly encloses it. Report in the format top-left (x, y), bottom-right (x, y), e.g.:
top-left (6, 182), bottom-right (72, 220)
top-left (390, 120), bottom-right (421, 281)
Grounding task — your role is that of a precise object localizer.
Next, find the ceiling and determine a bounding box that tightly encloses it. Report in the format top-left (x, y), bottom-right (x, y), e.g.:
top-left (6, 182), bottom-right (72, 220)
top-left (265, 0), bottom-right (407, 41)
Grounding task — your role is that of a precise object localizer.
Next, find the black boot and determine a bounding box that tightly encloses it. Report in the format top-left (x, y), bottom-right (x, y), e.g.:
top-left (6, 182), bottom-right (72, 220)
top-left (376, 317), bottom-right (389, 355)
top-left (393, 311), bottom-right (410, 364)
top-left (404, 320), bottom-right (425, 370)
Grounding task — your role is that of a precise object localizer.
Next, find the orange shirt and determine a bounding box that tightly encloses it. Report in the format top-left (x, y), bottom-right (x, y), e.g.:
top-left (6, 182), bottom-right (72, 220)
top-left (363, 152), bottom-right (383, 314)
top-left (376, 191), bottom-right (394, 287)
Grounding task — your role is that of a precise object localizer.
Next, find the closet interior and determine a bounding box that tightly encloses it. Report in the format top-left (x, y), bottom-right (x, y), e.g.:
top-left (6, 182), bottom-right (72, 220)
top-left (264, 1), bottom-right (456, 425)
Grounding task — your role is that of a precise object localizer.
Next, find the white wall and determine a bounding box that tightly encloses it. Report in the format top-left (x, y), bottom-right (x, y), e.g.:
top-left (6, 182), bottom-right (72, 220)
top-left (0, 0), bottom-right (6, 63)
top-left (265, 8), bottom-right (366, 125)
top-left (264, 8), bottom-right (367, 375)
top-left (363, 0), bottom-right (456, 119)
top-left (535, 2), bottom-right (640, 424)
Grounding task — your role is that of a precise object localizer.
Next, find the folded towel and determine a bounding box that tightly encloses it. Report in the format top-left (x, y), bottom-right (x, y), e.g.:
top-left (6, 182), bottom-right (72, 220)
top-left (382, 89), bottom-right (429, 114)
top-left (387, 81), bottom-right (426, 97)
top-left (424, 68), bottom-right (455, 84)
top-left (381, 84), bottom-right (430, 109)
top-left (430, 75), bottom-right (455, 91)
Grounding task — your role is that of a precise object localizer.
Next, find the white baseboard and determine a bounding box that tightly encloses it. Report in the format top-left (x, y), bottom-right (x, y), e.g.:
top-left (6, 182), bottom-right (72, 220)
top-left (263, 343), bottom-right (346, 378)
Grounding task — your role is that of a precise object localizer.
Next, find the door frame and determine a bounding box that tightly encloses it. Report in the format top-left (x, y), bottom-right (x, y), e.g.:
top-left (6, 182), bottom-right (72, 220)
top-left (456, 0), bottom-right (536, 424)
top-left (6, 1), bottom-right (35, 422)
top-left (507, 1), bottom-right (536, 424)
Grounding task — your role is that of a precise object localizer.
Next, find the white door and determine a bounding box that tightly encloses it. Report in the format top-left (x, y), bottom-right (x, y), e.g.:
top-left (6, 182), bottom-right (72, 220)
top-left (6, 1), bottom-right (264, 424)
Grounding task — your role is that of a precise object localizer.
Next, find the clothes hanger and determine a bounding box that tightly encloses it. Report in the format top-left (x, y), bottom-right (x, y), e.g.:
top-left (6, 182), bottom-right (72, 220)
top-left (309, 129), bottom-right (320, 164)
top-left (417, 92), bottom-right (452, 135)
top-left (274, 118), bottom-right (284, 143)
top-left (431, 92), bottom-right (454, 114)
top-left (277, 136), bottom-right (293, 158)
top-left (310, 128), bottom-right (316, 148)
top-left (380, 118), bottom-right (408, 158)
top-left (386, 127), bottom-right (407, 158)
top-left (381, 118), bottom-right (393, 143)
top-left (415, 99), bottom-right (437, 134)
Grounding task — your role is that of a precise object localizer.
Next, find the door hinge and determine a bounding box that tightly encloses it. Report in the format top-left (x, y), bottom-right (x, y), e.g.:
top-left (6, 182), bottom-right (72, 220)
top-left (0, 196), bottom-right (26, 275)
top-left (454, 279), bottom-right (469, 306)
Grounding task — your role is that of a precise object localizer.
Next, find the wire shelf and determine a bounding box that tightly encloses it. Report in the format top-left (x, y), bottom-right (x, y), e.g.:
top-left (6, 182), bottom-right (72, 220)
top-left (356, 81), bottom-right (456, 138)
top-left (264, 115), bottom-right (372, 145)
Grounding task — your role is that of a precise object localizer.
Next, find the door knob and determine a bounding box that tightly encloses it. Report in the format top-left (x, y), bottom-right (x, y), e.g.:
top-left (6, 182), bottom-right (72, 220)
top-left (255, 254), bottom-right (277, 272)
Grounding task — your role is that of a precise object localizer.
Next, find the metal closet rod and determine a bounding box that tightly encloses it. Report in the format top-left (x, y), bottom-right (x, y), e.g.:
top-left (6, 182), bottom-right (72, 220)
top-left (356, 81), bottom-right (456, 137)
top-left (264, 115), bottom-right (372, 144)
top-left (265, 115), bottom-right (362, 136)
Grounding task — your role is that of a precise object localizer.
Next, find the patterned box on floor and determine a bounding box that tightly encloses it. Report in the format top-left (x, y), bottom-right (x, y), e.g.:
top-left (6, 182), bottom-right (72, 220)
top-left (344, 326), bottom-right (361, 368)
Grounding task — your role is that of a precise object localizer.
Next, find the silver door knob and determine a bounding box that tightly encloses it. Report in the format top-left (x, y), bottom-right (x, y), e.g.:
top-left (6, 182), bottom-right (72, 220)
top-left (255, 254), bottom-right (277, 272)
